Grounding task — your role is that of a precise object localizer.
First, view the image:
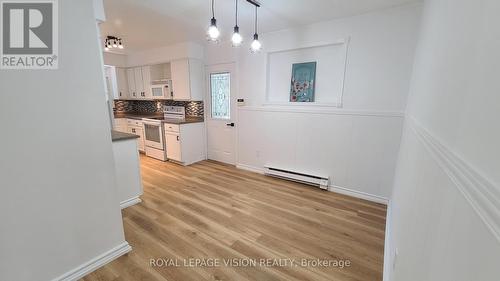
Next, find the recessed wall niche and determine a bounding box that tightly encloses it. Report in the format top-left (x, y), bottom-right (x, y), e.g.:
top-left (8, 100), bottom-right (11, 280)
top-left (265, 39), bottom-right (349, 107)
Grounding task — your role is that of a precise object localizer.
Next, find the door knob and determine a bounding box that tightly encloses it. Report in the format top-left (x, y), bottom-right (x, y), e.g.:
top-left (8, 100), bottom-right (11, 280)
top-left (226, 123), bottom-right (235, 127)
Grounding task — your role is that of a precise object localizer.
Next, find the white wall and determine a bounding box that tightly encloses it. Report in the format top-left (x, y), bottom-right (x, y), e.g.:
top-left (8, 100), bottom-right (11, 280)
top-left (267, 43), bottom-right (346, 104)
top-left (103, 52), bottom-right (127, 67)
top-left (386, 0), bottom-right (500, 280)
top-left (206, 3), bottom-right (422, 200)
top-left (0, 1), bottom-right (128, 281)
top-left (126, 41), bottom-right (204, 67)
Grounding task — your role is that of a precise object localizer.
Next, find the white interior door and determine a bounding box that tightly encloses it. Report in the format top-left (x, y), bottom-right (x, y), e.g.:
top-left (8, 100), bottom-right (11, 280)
top-left (206, 63), bottom-right (237, 165)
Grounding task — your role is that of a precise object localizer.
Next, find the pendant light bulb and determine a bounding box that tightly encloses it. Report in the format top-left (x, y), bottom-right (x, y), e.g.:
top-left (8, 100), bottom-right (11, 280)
top-left (207, 0), bottom-right (220, 42)
top-left (231, 26), bottom-right (243, 47)
top-left (250, 5), bottom-right (262, 53)
top-left (250, 34), bottom-right (262, 53)
top-left (231, 0), bottom-right (242, 47)
top-left (112, 39), bottom-right (118, 48)
top-left (207, 18), bottom-right (220, 42)
top-left (118, 39), bottom-right (124, 49)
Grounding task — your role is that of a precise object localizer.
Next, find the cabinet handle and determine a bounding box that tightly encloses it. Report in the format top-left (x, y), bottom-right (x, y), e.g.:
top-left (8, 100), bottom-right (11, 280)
top-left (177, 136), bottom-right (180, 141)
top-left (119, 92), bottom-right (122, 96)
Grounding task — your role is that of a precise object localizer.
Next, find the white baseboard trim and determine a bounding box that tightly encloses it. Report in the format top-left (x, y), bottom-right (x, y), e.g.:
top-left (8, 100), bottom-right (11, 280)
top-left (120, 196), bottom-right (142, 209)
top-left (236, 163), bottom-right (265, 174)
top-left (329, 185), bottom-right (389, 205)
top-left (52, 242), bottom-right (132, 281)
top-left (236, 163), bottom-right (388, 205)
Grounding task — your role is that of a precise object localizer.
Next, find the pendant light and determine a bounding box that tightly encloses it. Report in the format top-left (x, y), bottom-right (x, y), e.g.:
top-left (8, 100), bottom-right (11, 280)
top-left (207, 0), bottom-right (220, 42)
top-left (250, 5), bottom-right (262, 53)
top-left (231, 0), bottom-right (242, 47)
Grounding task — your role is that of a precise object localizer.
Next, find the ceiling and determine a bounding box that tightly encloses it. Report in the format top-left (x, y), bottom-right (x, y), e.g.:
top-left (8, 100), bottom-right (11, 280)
top-left (100, 0), bottom-right (419, 54)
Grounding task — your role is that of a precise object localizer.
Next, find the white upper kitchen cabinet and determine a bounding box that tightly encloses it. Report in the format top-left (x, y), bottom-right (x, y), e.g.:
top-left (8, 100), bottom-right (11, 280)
top-left (126, 68), bottom-right (138, 99)
top-left (141, 66), bottom-right (152, 99)
top-left (133, 67), bottom-right (144, 98)
top-left (171, 59), bottom-right (204, 101)
top-left (127, 66), bottom-right (152, 100)
top-left (104, 65), bottom-right (118, 100)
top-left (116, 67), bottom-right (129, 99)
top-left (105, 66), bottom-right (129, 100)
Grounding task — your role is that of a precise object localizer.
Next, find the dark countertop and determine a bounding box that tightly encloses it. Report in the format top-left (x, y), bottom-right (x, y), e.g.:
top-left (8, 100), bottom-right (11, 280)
top-left (114, 113), bottom-right (163, 120)
top-left (111, 130), bottom-right (140, 142)
top-left (159, 117), bottom-right (205, 124)
top-left (114, 113), bottom-right (204, 124)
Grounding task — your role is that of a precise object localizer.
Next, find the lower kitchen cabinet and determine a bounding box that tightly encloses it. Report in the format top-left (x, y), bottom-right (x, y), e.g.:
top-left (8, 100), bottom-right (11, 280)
top-left (165, 132), bottom-right (182, 162)
top-left (127, 119), bottom-right (145, 152)
top-left (127, 127), bottom-right (145, 152)
top-left (164, 122), bottom-right (206, 165)
top-left (113, 118), bottom-right (145, 152)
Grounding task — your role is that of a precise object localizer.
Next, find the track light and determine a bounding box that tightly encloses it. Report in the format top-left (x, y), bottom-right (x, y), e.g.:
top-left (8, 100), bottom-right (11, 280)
top-left (231, 0), bottom-right (242, 47)
top-left (104, 36), bottom-right (124, 51)
top-left (250, 5), bottom-right (261, 53)
top-left (207, 0), bottom-right (220, 42)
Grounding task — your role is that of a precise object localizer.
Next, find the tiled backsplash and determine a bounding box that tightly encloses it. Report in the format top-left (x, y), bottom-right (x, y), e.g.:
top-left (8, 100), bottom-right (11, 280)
top-left (114, 100), bottom-right (204, 117)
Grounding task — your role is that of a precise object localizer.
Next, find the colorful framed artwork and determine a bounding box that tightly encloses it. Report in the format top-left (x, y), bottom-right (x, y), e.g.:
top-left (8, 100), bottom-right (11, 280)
top-left (290, 62), bottom-right (316, 102)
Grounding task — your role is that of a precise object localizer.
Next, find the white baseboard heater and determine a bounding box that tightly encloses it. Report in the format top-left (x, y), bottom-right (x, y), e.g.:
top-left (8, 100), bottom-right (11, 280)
top-left (264, 166), bottom-right (329, 190)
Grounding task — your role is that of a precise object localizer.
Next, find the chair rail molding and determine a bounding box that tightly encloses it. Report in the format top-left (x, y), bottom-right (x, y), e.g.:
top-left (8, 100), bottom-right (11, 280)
top-left (409, 117), bottom-right (500, 242)
top-left (238, 105), bottom-right (405, 117)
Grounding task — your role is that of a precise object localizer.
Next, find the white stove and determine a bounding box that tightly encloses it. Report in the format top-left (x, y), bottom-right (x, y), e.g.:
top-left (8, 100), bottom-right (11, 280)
top-left (141, 106), bottom-right (186, 161)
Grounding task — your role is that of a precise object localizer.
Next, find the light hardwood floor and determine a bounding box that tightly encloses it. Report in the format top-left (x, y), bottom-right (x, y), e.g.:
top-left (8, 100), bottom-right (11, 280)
top-left (82, 155), bottom-right (386, 281)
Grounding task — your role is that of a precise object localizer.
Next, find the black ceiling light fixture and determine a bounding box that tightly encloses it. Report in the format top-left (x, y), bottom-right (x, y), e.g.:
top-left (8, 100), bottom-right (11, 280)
top-left (249, 1), bottom-right (262, 53)
top-left (207, 0), bottom-right (220, 42)
top-left (104, 36), bottom-right (123, 51)
top-left (231, 0), bottom-right (242, 47)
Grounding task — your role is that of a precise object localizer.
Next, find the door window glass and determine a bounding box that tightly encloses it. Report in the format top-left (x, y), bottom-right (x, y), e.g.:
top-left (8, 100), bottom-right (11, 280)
top-left (210, 72), bottom-right (231, 119)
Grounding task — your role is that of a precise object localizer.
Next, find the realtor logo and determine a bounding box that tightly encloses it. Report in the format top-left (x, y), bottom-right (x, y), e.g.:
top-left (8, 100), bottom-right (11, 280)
top-left (1, 0), bottom-right (58, 69)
